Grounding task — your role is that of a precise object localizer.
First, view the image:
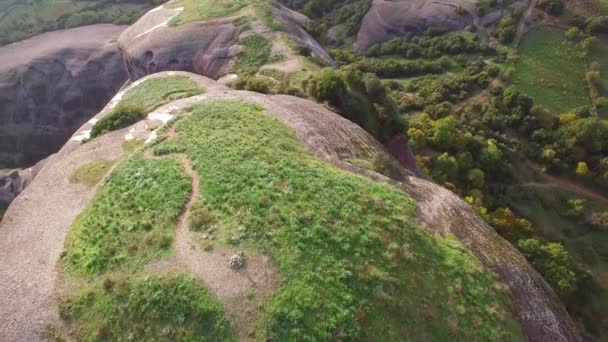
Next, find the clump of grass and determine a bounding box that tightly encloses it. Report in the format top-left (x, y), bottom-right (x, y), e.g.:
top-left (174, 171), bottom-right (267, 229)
top-left (70, 160), bottom-right (115, 187)
top-left (167, 0), bottom-right (283, 30)
top-left (90, 103), bottom-right (146, 139)
top-left (153, 141), bottom-right (187, 156)
top-left (90, 76), bottom-right (204, 139)
top-left (59, 274), bottom-right (232, 341)
top-left (154, 99), bottom-right (524, 340)
top-left (233, 34), bottom-right (272, 75)
top-left (121, 138), bottom-right (145, 153)
top-left (189, 207), bottom-right (215, 232)
top-left (62, 155), bottom-right (191, 274)
top-left (119, 76), bottom-right (204, 113)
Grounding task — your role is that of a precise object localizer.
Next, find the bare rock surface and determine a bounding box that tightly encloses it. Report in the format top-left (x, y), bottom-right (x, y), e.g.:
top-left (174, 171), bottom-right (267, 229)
top-left (0, 24), bottom-right (128, 170)
top-left (0, 72), bottom-right (581, 341)
top-left (0, 159), bottom-right (46, 210)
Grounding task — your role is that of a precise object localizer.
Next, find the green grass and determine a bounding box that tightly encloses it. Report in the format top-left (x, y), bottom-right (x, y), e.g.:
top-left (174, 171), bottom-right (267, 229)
top-left (154, 99), bottom-right (524, 340)
top-left (167, 0), bottom-right (282, 29)
top-left (90, 76), bottom-right (204, 138)
top-left (59, 274), bottom-right (232, 341)
top-left (119, 76), bottom-right (204, 113)
top-left (512, 27), bottom-right (590, 112)
top-left (62, 155), bottom-right (191, 274)
top-left (70, 160), bottom-right (115, 187)
top-left (233, 34), bottom-right (272, 75)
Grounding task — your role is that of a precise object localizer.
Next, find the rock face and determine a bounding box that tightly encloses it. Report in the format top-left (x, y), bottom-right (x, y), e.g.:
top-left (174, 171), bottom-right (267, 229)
top-left (0, 171), bottom-right (25, 209)
top-left (0, 72), bottom-right (581, 341)
top-left (0, 24), bottom-right (128, 169)
top-left (118, 1), bottom-right (335, 81)
top-left (355, 0), bottom-right (475, 51)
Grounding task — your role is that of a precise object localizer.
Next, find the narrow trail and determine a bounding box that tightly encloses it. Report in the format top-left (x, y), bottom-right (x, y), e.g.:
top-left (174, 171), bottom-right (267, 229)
top-left (519, 160), bottom-right (608, 203)
top-left (144, 126), bottom-right (279, 341)
top-left (522, 175), bottom-right (608, 204)
top-left (513, 0), bottom-right (537, 46)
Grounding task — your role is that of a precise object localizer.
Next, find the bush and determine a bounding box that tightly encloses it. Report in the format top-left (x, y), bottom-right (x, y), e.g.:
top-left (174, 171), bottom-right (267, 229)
top-left (495, 17), bottom-right (516, 44)
top-left (234, 75), bottom-right (275, 94)
top-left (90, 103), bottom-right (146, 138)
top-left (586, 16), bottom-right (608, 33)
top-left (517, 239), bottom-right (577, 299)
top-left (536, 0), bottom-right (565, 16)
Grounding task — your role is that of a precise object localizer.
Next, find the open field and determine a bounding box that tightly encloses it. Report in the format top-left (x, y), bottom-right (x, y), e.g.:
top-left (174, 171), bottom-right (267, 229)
top-left (512, 27), bottom-right (590, 113)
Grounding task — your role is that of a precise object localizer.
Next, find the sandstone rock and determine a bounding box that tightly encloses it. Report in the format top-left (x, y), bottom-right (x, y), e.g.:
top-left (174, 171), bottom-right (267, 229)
top-left (118, 1), bottom-right (335, 81)
top-left (0, 24), bottom-right (128, 169)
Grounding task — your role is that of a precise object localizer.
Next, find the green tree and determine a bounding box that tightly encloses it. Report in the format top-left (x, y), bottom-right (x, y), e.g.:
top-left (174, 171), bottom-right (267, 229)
top-left (495, 17), bottom-right (516, 44)
top-left (432, 117), bottom-right (456, 149)
top-left (467, 168), bottom-right (485, 189)
top-left (434, 153), bottom-right (459, 182)
top-left (576, 162), bottom-right (589, 176)
top-left (517, 239), bottom-right (577, 299)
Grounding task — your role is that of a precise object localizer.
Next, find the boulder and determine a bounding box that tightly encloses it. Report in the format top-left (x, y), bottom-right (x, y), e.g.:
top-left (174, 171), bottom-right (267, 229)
top-left (0, 24), bottom-right (128, 169)
top-left (354, 0), bottom-right (475, 51)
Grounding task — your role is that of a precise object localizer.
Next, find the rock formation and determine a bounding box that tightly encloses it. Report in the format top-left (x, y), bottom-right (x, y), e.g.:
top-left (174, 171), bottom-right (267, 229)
top-left (118, 1), bottom-right (335, 81)
top-left (0, 72), bottom-right (581, 341)
top-left (0, 24), bottom-right (128, 169)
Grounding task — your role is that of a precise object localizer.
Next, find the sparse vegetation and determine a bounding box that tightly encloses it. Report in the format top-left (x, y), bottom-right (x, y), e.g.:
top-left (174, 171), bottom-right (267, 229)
top-left (60, 274), bottom-right (232, 341)
top-left (90, 103), bottom-right (147, 139)
top-left (233, 34), bottom-right (273, 75)
top-left (168, 0), bottom-right (282, 29)
top-left (62, 155), bottom-right (190, 274)
top-left (70, 159), bottom-right (115, 187)
top-left (90, 76), bottom-right (204, 138)
top-left (153, 99), bottom-right (524, 340)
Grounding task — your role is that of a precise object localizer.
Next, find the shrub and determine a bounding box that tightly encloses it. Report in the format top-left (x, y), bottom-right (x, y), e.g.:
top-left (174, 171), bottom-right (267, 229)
top-left (90, 103), bottom-right (146, 138)
top-left (536, 0), bottom-right (565, 16)
top-left (586, 16), bottom-right (608, 33)
top-left (234, 75), bottom-right (275, 94)
top-left (495, 17), bottom-right (515, 44)
top-left (517, 239), bottom-right (577, 299)
top-left (233, 34), bottom-right (272, 75)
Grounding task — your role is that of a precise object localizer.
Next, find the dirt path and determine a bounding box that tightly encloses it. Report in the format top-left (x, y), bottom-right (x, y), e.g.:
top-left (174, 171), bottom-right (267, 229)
top-left (514, 0), bottom-right (537, 46)
top-left (145, 127), bottom-right (280, 341)
top-left (520, 160), bottom-right (608, 203)
top-left (523, 175), bottom-right (608, 204)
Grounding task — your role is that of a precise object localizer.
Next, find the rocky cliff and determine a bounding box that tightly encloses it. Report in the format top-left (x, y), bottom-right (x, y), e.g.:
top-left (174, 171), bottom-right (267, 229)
top-left (0, 24), bottom-right (127, 169)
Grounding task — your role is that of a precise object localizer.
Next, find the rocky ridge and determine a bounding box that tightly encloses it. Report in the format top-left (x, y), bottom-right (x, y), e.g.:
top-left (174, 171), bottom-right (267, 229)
top-left (0, 72), bottom-right (581, 341)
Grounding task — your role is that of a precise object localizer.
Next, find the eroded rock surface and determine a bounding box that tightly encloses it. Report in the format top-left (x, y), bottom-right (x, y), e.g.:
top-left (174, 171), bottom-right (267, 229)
top-left (0, 24), bottom-right (128, 169)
